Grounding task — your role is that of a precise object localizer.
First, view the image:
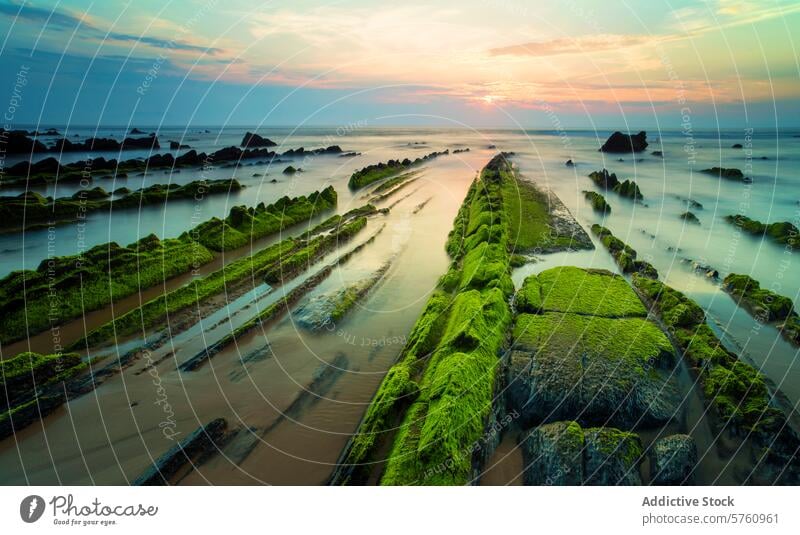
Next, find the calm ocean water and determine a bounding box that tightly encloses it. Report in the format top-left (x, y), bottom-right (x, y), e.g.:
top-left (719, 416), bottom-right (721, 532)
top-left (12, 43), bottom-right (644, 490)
top-left (0, 126), bottom-right (797, 484)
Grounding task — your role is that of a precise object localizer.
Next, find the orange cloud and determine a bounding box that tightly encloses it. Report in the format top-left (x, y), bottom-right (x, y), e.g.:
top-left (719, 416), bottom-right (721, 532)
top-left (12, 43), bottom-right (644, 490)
top-left (489, 34), bottom-right (655, 57)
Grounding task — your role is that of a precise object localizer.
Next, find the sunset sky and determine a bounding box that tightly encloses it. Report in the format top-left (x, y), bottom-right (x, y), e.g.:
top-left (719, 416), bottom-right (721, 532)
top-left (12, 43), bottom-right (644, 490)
top-left (1, 0), bottom-right (799, 127)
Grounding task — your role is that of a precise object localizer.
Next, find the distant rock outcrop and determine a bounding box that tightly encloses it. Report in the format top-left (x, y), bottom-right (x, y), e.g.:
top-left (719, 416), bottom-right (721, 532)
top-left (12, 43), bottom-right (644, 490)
top-left (52, 134), bottom-right (160, 152)
top-left (241, 132), bottom-right (276, 148)
top-left (600, 131), bottom-right (648, 153)
top-left (0, 129), bottom-right (48, 153)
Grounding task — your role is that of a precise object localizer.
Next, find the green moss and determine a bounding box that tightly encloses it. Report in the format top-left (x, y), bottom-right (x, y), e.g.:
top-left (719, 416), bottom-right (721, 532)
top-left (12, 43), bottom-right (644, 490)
top-left (0, 179), bottom-right (241, 231)
top-left (345, 363), bottom-right (420, 473)
top-left (591, 224), bottom-right (658, 278)
top-left (513, 312), bottom-right (672, 373)
top-left (631, 274), bottom-right (779, 432)
top-left (612, 180), bottom-right (643, 200)
top-left (725, 215), bottom-right (798, 247)
top-left (0, 237), bottom-right (214, 345)
top-left (781, 315), bottom-right (800, 345)
top-left (588, 169), bottom-right (619, 189)
top-left (0, 187), bottom-right (337, 345)
top-left (399, 291), bottom-right (453, 364)
top-left (348, 151), bottom-right (448, 189)
top-left (190, 186), bottom-right (337, 252)
top-left (723, 273), bottom-right (796, 321)
top-left (80, 238), bottom-right (296, 346)
top-left (515, 275), bottom-right (542, 313)
top-left (457, 241), bottom-right (514, 297)
top-left (79, 203), bottom-right (364, 348)
top-left (537, 266), bottom-right (647, 317)
top-left (261, 216), bottom-right (367, 284)
top-left (509, 254), bottom-right (527, 267)
top-left (632, 276), bottom-right (705, 328)
top-left (343, 156), bottom-right (518, 485)
top-left (370, 171), bottom-right (417, 194)
top-left (583, 190), bottom-right (611, 213)
top-left (381, 288), bottom-right (511, 485)
top-left (584, 427), bottom-right (643, 467)
top-left (1, 351), bottom-right (84, 408)
top-left (501, 169), bottom-right (575, 251)
top-left (703, 361), bottom-right (780, 432)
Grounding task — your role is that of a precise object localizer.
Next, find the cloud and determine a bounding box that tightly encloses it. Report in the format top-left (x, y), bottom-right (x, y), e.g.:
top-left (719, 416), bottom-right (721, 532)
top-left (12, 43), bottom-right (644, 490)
top-left (0, 0), bottom-right (223, 54)
top-left (489, 34), bottom-right (655, 58)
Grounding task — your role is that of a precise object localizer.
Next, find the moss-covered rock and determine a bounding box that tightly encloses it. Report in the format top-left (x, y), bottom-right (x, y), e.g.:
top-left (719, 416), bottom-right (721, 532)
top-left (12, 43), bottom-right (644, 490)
top-left (612, 179), bottom-right (643, 200)
top-left (583, 427), bottom-right (643, 485)
top-left (348, 150), bottom-right (448, 189)
top-left (537, 266), bottom-right (647, 318)
top-left (515, 275), bottom-right (542, 313)
top-left (0, 187), bottom-right (337, 344)
top-left (521, 421), bottom-right (644, 485)
top-left (588, 169), bottom-right (620, 189)
top-left (649, 434), bottom-right (698, 485)
top-left (520, 421), bottom-right (585, 485)
top-left (725, 215), bottom-right (798, 247)
top-left (591, 225), bottom-right (659, 279)
top-left (631, 274), bottom-right (784, 434)
top-left (722, 273), bottom-right (795, 321)
top-left (0, 351), bottom-right (84, 410)
top-left (583, 190), bottom-right (611, 213)
top-left (508, 311), bottom-right (677, 428)
top-left (680, 211), bottom-right (700, 224)
top-left (701, 167), bottom-right (748, 181)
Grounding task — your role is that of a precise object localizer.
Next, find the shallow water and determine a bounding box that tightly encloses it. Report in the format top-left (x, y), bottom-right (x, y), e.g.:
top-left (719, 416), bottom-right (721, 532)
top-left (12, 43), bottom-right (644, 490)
top-left (1, 126), bottom-right (798, 484)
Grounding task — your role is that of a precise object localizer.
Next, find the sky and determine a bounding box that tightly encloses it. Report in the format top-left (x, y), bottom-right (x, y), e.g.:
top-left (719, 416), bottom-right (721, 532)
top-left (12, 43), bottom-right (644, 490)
top-left (0, 0), bottom-right (799, 128)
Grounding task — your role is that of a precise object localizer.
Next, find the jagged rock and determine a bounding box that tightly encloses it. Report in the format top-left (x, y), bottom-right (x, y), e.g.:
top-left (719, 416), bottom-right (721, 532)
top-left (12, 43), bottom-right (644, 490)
top-left (132, 418), bottom-right (228, 485)
top-left (652, 150), bottom-right (663, 157)
top-left (584, 427), bottom-right (643, 485)
top-left (507, 312), bottom-right (679, 428)
top-left (241, 132), bottom-right (276, 148)
top-left (613, 180), bottom-right (642, 200)
top-left (732, 143), bottom-right (743, 149)
top-left (650, 434), bottom-right (697, 485)
top-left (680, 211), bottom-right (700, 224)
top-left (600, 131), bottom-right (648, 153)
top-left (7, 156), bottom-right (64, 175)
top-left (520, 421), bottom-right (584, 485)
top-left (169, 141), bottom-right (190, 150)
top-left (588, 169), bottom-right (620, 189)
top-left (129, 128), bottom-right (145, 134)
top-left (0, 128), bottom-right (48, 153)
top-left (520, 421), bottom-right (644, 485)
top-left (283, 165), bottom-right (298, 174)
top-left (565, 159), bottom-right (574, 167)
top-left (701, 167), bottom-right (749, 182)
top-left (175, 149), bottom-right (203, 166)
